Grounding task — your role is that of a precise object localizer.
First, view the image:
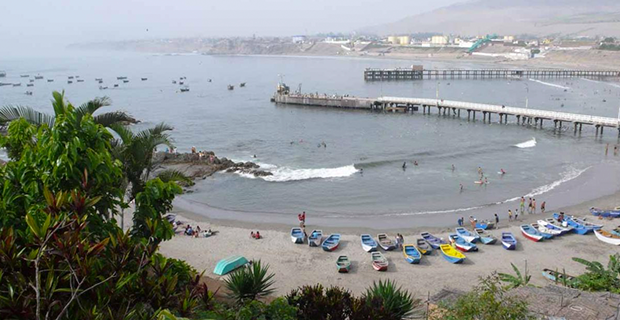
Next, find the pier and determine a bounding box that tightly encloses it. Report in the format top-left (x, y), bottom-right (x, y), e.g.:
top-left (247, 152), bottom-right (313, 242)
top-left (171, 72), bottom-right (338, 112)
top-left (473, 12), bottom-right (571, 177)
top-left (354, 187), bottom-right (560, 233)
top-left (272, 92), bottom-right (620, 137)
top-left (364, 67), bottom-right (620, 81)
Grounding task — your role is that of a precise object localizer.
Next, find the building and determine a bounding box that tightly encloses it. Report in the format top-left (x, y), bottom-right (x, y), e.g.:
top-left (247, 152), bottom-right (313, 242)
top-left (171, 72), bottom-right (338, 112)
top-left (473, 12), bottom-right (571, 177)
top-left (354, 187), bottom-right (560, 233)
top-left (387, 35), bottom-right (411, 45)
top-left (503, 35), bottom-right (515, 42)
top-left (292, 35), bottom-right (307, 44)
top-left (431, 35), bottom-right (449, 45)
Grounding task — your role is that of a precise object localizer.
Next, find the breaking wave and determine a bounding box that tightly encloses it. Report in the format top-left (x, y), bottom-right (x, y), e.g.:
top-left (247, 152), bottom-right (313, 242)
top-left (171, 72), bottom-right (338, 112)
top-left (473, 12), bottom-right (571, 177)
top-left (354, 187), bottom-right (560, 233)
top-left (232, 160), bottom-right (358, 182)
top-left (514, 138), bottom-right (536, 148)
top-left (529, 79), bottom-right (570, 90)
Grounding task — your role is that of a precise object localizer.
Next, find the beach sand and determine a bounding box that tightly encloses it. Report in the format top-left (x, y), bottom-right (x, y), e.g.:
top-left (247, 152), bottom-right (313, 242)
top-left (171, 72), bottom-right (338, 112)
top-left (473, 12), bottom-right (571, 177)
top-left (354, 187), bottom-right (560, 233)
top-left (159, 191), bottom-right (620, 298)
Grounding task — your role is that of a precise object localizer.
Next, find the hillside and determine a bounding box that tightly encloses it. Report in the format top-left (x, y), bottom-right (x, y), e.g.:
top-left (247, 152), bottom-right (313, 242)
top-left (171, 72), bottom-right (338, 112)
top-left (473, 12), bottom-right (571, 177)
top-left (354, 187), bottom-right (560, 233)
top-left (361, 0), bottom-right (620, 37)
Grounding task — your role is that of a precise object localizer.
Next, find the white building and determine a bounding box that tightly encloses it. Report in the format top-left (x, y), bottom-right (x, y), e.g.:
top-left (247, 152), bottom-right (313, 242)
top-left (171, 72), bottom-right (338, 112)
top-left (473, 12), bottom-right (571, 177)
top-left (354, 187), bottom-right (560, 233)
top-left (292, 35), bottom-right (307, 44)
top-left (431, 35), bottom-right (449, 45)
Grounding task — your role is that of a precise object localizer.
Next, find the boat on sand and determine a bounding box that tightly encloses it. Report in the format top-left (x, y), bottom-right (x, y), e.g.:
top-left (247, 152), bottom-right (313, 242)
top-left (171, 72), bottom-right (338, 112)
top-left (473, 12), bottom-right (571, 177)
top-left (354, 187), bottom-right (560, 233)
top-left (361, 234), bottom-right (377, 252)
top-left (474, 228), bottom-right (497, 245)
top-left (308, 230), bottom-right (323, 247)
top-left (501, 232), bottom-right (517, 250)
top-left (439, 244), bottom-right (465, 264)
top-left (402, 244), bottom-right (422, 264)
top-left (290, 227), bottom-right (305, 244)
top-left (416, 238), bottom-right (433, 255)
top-left (371, 252), bottom-right (389, 271)
top-left (377, 233), bottom-right (396, 251)
top-left (336, 256), bottom-right (350, 273)
top-left (594, 229), bottom-right (620, 245)
top-left (322, 234), bottom-right (341, 251)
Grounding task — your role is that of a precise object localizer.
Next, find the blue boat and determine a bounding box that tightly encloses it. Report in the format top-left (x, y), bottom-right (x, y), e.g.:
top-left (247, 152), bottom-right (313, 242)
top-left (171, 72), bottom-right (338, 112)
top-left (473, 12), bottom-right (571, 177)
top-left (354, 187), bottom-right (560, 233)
top-left (421, 232), bottom-right (448, 249)
top-left (361, 234), bottom-right (378, 252)
top-left (475, 220), bottom-right (495, 230)
top-left (290, 227), bottom-right (305, 244)
top-left (455, 227), bottom-right (480, 243)
top-left (573, 217), bottom-right (602, 230)
top-left (553, 213), bottom-right (594, 234)
top-left (322, 234), bottom-right (341, 252)
top-left (416, 238), bottom-right (433, 255)
top-left (501, 232), bottom-right (517, 250)
top-left (590, 207), bottom-right (620, 218)
top-left (448, 234), bottom-right (478, 252)
top-left (403, 244), bottom-right (422, 264)
top-left (474, 228), bottom-right (497, 245)
top-left (213, 255), bottom-right (249, 275)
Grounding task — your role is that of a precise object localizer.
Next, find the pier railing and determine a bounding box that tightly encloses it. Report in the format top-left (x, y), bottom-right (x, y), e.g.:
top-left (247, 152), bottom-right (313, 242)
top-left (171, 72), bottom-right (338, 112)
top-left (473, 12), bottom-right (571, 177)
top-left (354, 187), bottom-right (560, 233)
top-left (364, 68), bottom-right (620, 81)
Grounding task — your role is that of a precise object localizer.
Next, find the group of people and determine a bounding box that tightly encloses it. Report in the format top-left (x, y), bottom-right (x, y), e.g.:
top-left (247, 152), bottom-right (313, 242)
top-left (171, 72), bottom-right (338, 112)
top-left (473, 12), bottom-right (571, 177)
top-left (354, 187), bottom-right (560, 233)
top-left (394, 233), bottom-right (405, 249)
top-left (183, 224), bottom-right (212, 238)
top-left (250, 231), bottom-right (262, 239)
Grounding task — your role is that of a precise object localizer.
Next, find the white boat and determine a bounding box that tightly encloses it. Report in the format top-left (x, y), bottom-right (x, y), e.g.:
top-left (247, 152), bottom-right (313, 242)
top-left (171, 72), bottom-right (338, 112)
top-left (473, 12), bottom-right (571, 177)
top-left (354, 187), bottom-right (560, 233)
top-left (544, 218), bottom-right (573, 234)
top-left (377, 233), bottom-right (396, 251)
top-left (308, 230), bottom-right (323, 247)
top-left (361, 234), bottom-right (378, 252)
top-left (455, 227), bottom-right (480, 243)
top-left (594, 230), bottom-right (620, 246)
top-left (534, 221), bottom-right (562, 236)
top-left (291, 227), bottom-right (305, 244)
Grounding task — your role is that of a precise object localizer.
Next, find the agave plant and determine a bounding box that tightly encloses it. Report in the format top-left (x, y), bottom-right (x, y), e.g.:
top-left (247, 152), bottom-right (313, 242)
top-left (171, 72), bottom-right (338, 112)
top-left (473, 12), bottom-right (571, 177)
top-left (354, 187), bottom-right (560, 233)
top-left (362, 279), bottom-right (419, 319)
top-left (224, 260), bottom-right (276, 303)
top-left (498, 262), bottom-right (531, 289)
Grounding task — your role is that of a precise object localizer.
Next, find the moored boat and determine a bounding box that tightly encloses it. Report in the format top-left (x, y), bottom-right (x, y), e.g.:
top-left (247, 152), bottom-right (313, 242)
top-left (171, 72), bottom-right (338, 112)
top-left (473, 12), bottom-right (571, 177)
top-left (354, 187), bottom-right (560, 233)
top-left (594, 229), bottom-right (620, 245)
top-left (34, 75), bottom-right (43, 80)
top-left (501, 232), bottom-right (517, 250)
top-left (439, 244), bottom-right (465, 264)
top-left (371, 252), bottom-right (389, 271)
top-left (542, 268), bottom-right (575, 284)
top-left (336, 256), bottom-right (350, 273)
top-left (377, 233), bottom-right (396, 251)
top-left (308, 230), bottom-right (323, 247)
top-left (402, 244), bottom-right (421, 264)
top-left (416, 238), bottom-right (433, 255)
top-left (531, 223), bottom-right (554, 239)
top-left (421, 232), bottom-right (447, 249)
top-left (141, 78), bottom-right (148, 81)
top-left (227, 85), bottom-right (234, 90)
top-left (455, 227), bottom-right (480, 243)
top-left (290, 227), bottom-right (305, 244)
top-left (521, 224), bottom-right (544, 242)
top-left (322, 234), bottom-right (341, 251)
top-left (47, 79), bottom-right (54, 82)
top-left (448, 234), bottom-right (478, 252)
top-left (474, 228), bottom-right (497, 245)
top-left (361, 234), bottom-right (378, 252)
top-left (240, 82), bottom-right (246, 87)
top-left (180, 87), bottom-right (190, 92)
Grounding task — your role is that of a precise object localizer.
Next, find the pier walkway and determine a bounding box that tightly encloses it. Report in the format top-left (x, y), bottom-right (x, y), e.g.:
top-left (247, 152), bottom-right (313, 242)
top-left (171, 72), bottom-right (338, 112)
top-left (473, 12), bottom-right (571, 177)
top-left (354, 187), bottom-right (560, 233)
top-left (364, 68), bottom-right (620, 81)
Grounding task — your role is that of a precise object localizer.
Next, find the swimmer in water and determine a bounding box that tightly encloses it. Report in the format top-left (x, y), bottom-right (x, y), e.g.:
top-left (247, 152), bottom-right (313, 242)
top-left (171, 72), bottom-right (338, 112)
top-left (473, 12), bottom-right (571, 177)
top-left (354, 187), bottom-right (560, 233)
top-left (452, 164), bottom-right (455, 171)
top-left (414, 161), bottom-right (418, 166)
top-left (402, 162), bottom-right (407, 170)
top-left (500, 169), bottom-right (506, 175)
top-left (460, 183), bottom-right (464, 192)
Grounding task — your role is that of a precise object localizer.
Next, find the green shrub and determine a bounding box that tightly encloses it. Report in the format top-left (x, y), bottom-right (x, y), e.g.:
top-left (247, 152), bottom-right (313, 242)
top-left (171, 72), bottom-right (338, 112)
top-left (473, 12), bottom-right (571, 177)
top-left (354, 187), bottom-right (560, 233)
top-left (287, 284), bottom-right (354, 320)
top-left (361, 279), bottom-right (420, 319)
top-left (224, 260), bottom-right (276, 303)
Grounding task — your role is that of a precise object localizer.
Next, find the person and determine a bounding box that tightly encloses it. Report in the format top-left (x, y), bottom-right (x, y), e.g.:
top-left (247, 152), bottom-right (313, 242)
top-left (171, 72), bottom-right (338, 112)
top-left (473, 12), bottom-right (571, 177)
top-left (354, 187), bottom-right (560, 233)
top-left (494, 213), bottom-right (499, 226)
top-left (452, 164), bottom-right (455, 171)
top-left (514, 209), bottom-right (519, 221)
top-left (360, 168), bottom-right (364, 174)
top-left (255, 231), bottom-right (261, 239)
top-left (191, 146), bottom-right (197, 154)
top-left (402, 162), bottom-right (407, 170)
top-left (528, 198), bottom-right (533, 214)
top-left (532, 199), bottom-right (537, 214)
top-left (520, 197), bottom-right (525, 214)
top-left (470, 216), bottom-right (476, 229)
top-left (478, 167), bottom-right (483, 175)
top-left (508, 210), bottom-right (513, 221)
top-left (460, 183), bottom-right (464, 192)
top-left (541, 201), bottom-right (546, 213)
top-left (414, 161), bottom-right (418, 166)
top-left (194, 226), bottom-right (202, 238)
top-left (500, 168), bottom-right (506, 175)
top-left (558, 212), bottom-right (565, 222)
top-left (253, 154), bottom-right (257, 158)
top-left (250, 231), bottom-right (255, 239)
top-left (458, 217), bottom-right (463, 227)
top-left (301, 212), bottom-right (306, 223)
top-left (484, 177), bottom-right (488, 185)
top-left (185, 224), bottom-right (193, 236)
top-left (606, 143), bottom-right (609, 156)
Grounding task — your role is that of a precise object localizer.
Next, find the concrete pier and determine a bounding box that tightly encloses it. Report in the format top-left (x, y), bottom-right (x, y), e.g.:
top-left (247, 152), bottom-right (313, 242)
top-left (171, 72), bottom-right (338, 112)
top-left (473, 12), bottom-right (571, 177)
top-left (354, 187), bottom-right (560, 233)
top-left (364, 68), bottom-right (620, 81)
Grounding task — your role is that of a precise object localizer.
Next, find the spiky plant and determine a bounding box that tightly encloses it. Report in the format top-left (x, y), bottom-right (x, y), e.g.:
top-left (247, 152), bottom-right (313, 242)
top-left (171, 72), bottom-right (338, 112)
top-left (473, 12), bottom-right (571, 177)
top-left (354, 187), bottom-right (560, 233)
top-left (498, 262), bottom-right (531, 289)
top-left (362, 279), bottom-right (420, 319)
top-left (224, 260), bottom-right (276, 303)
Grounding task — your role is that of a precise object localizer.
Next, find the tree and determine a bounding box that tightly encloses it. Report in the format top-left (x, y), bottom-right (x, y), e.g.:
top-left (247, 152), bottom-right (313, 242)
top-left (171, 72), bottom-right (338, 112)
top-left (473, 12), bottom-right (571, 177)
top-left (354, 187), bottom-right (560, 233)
top-left (224, 260), bottom-right (276, 303)
top-left (571, 254), bottom-right (620, 293)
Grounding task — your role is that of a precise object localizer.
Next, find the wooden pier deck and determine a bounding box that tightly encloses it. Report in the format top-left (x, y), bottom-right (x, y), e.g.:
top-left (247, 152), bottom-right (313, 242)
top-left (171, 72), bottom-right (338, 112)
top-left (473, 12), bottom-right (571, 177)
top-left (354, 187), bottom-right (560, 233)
top-left (364, 68), bottom-right (620, 81)
top-left (272, 93), bottom-right (620, 136)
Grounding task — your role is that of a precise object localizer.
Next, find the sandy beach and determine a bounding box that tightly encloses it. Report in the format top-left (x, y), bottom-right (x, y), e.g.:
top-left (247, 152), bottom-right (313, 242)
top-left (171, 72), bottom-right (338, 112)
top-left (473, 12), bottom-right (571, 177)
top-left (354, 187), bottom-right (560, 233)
top-left (159, 190), bottom-right (620, 298)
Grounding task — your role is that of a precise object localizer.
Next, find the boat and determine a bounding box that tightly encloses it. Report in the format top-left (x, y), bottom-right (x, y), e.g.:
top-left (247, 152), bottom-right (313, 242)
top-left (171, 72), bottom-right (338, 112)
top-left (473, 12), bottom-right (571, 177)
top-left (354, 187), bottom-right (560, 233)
top-left (26, 83), bottom-right (34, 87)
top-left (77, 79), bottom-right (84, 83)
top-left (543, 218), bottom-right (573, 234)
top-left (0, 82), bottom-right (12, 86)
top-left (141, 78), bottom-right (148, 81)
top-left (573, 217), bottom-right (602, 230)
top-left (172, 80), bottom-right (177, 84)
top-left (474, 228), bottom-right (497, 245)
top-left (612, 227), bottom-right (620, 237)
top-left (240, 82), bottom-right (246, 87)
top-left (421, 232), bottom-right (447, 249)
top-left (308, 230), bottom-right (323, 247)
top-left (542, 269), bottom-right (575, 284)
top-left (123, 80), bottom-right (129, 83)
top-left (371, 252), bottom-right (389, 271)
top-left (290, 227), bottom-right (305, 244)
top-left (47, 79), bottom-right (54, 82)
top-left (213, 255), bottom-right (249, 275)
top-left (67, 81), bottom-right (72, 84)
top-left (180, 87), bottom-right (190, 92)
top-left (501, 232), bottom-right (517, 250)
top-left (322, 234), bottom-right (341, 251)
top-left (68, 76), bottom-right (74, 79)
top-left (402, 244), bottom-right (422, 264)
top-left (448, 234), bottom-right (478, 252)
top-left (19, 74), bottom-right (29, 78)
top-left (113, 84), bottom-right (119, 88)
top-left (95, 78), bottom-right (103, 81)
top-left (12, 83), bottom-right (21, 87)
top-left (227, 85), bottom-right (234, 90)
top-left (25, 91), bottom-right (33, 96)
top-left (455, 227), bottom-right (480, 243)
top-left (336, 256), bottom-right (350, 273)
top-left (117, 76), bottom-right (127, 80)
top-left (520, 224), bottom-right (544, 242)
top-left (439, 244), bottom-right (466, 264)
top-left (534, 220), bottom-right (562, 236)
top-left (98, 80), bottom-right (103, 84)
top-left (34, 75), bottom-right (43, 80)
top-left (0, 71), bottom-right (5, 77)
top-left (29, 79), bottom-right (34, 83)
top-left (553, 213), bottom-right (599, 232)
top-left (590, 207), bottom-right (620, 218)
top-left (360, 234), bottom-right (378, 252)
top-left (179, 81), bottom-right (184, 85)
top-left (416, 238), bottom-right (433, 255)
top-left (531, 223), bottom-right (554, 239)
top-left (594, 229), bottom-right (620, 245)
top-left (377, 233), bottom-right (396, 251)
top-left (475, 220), bottom-right (495, 230)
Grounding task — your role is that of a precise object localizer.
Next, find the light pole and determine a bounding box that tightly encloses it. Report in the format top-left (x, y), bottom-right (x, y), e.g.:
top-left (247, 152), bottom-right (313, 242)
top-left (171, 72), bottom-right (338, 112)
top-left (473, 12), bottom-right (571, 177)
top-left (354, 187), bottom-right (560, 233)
top-left (524, 82), bottom-right (529, 109)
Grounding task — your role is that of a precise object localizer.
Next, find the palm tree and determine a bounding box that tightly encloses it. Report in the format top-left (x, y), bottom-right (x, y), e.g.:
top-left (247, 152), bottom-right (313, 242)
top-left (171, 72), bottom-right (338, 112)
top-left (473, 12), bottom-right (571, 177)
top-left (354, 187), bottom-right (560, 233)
top-left (498, 262), bottom-right (532, 289)
top-left (0, 91), bottom-right (137, 129)
top-left (224, 260), bottom-right (276, 303)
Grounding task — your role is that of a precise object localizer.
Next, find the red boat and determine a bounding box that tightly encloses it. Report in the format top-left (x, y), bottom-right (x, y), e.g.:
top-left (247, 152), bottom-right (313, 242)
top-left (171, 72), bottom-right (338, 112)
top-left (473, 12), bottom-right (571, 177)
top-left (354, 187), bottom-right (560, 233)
top-left (371, 252), bottom-right (389, 271)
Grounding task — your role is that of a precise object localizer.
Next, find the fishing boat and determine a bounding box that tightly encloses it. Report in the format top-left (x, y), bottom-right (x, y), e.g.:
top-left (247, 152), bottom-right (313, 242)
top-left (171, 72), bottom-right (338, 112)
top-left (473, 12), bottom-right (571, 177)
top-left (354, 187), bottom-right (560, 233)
top-left (439, 244), bottom-right (466, 264)
top-left (416, 238), bottom-right (433, 255)
top-left (501, 232), bottom-right (517, 250)
top-left (67, 81), bottom-right (72, 84)
top-left (240, 82), bottom-right (246, 87)
top-left (180, 87), bottom-right (190, 92)
top-left (612, 227), bottom-right (620, 237)
top-left (68, 76), bottom-right (74, 79)
top-left (117, 76), bottom-right (127, 80)
top-left (542, 269), bottom-right (575, 283)
top-left (26, 83), bottom-right (33, 87)
top-left (475, 220), bottom-right (495, 230)
top-left (421, 232), bottom-right (447, 249)
top-left (308, 230), bottom-right (323, 247)
top-left (12, 83), bottom-right (21, 87)
top-left (47, 79), bottom-right (54, 82)
top-left (123, 80), bottom-right (129, 83)
top-left (0, 82), bottom-right (12, 86)
top-left (572, 217), bottom-right (602, 230)
top-left (531, 223), bottom-right (554, 239)
top-left (213, 255), bottom-right (248, 276)
top-left (534, 220), bottom-right (562, 236)
top-left (290, 227), bottom-right (305, 244)
top-left (543, 218), bottom-right (573, 234)
top-left (553, 213), bottom-right (599, 232)
top-left (371, 252), bottom-right (389, 271)
top-left (521, 224), bottom-right (544, 242)
top-left (172, 80), bottom-right (177, 84)
top-left (29, 79), bottom-right (34, 83)
top-left (361, 234), bottom-right (378, 252)
top-left (403, 244), bottom-right (422, 264)
top-left (77, 79), bottom-right (84, 83)
top-left (594, 229), bottom-right (620, 245)
top-left (336, 256), bottom-right (350, 273)
top-left (377, 233), bottom-right (396, 251)
top-left (322, 234), bottom-right (341, 252)
top-left (95, 78), bottom-right (103, 81)
top-left (34, 75), bottom-right (43, 80)
top-left (141, 78), bottom-right (148, 81)
top-left (20, 74), bottom-right (29, 78)
top-left (448, 234), bottom-right (478, 252)
top-left (590, 207), bottom-right (620, 218)
top-left (114, 84), bottom-right (119, 88)
top-left (179, 81), bottom-right (184, 85)
top-left (227, 85), bottom-right (234, 90)
top-left (474, 228), bottom-right (497, 245)
top-left (25, 91), bottom-right (33, 96)
top-left (455, 227), bottom-right (480, 243)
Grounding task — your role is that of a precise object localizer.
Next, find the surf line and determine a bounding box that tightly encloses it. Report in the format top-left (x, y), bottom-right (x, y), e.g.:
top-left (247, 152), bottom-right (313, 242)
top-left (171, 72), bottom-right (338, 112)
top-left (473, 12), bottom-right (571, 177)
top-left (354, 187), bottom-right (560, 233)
top-left (529, 79), bottom-right (569, 90)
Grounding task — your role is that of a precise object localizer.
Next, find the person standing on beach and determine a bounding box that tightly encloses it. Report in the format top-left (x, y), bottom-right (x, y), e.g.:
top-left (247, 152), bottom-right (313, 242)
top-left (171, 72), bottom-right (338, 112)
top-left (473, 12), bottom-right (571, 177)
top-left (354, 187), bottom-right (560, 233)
top-left (606, 143), bottom-right (609, 156)
top-left (508, 210), bottom-right (513, 221)
top-left (458, 217), bottom-right (463, 227)
top-left (532, 199), bottom-right (537, 214)
top-left (494, 213), bottom-right (499, 227)
top-left (527, 198), bottom-right (533, 214)
top-left (514, 209), bottom-right (519, 221)
top-left (520, 197), bottom-right (525, 214)
top-left (541, 201), bottom-right (546, 213)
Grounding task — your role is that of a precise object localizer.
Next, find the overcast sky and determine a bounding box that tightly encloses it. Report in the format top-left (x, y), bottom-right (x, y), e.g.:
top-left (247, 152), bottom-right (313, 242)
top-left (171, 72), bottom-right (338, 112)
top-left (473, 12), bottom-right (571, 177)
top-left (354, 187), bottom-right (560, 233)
top-left (0, 0), bottom-right (460, 55)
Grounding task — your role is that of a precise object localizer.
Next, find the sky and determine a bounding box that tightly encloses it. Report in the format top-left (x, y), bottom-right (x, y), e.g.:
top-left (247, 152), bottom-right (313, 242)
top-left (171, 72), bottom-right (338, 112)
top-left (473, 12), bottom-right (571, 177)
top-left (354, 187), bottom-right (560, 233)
top-left (0, 0), bottom-right (460, 56)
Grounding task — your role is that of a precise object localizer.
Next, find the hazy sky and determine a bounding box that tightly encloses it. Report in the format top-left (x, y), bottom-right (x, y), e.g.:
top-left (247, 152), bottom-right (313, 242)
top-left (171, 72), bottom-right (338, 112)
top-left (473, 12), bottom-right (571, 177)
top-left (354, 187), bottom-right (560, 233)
top-left (1, 0), bottom-right (460, 55)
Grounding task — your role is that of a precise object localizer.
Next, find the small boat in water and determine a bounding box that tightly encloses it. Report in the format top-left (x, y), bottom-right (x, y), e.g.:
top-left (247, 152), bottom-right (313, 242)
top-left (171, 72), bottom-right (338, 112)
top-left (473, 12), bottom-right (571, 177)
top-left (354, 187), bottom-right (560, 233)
top-left (501, 232), bottom-right (517, 250)
top-left (322, 234), bottom-right (341, 251)
top-left (403, 244), bottom-right (422, 264)
top-left (361, 234), bottom-right (377, 252)
top-left (227, 85), bottom-right (234, 90)
top-left (12, 83), bottom-right (21, 87)
top-left (290, 227), bottom-right (305, 244)
top-left (240, 82), bottom-right (246, 87)
top-left (95, 78), bottom-right (103, 81)
top-left (449, 234), bottom-right (478, 252)
top-left (34, 75), bottom-right (43, 80)
top-left (29, 79), bottom-right (34, 83)
top-left (421, 232), bottom-right (447, 249)
top-left (416, 238), bottom-right (433, 255)
top-left (474, 228), bottom-right (497, 245)
top-left (371, 252), bottom-right (389, 271)
top-left (47, 79), bottom-right (54, 82)
top-left (336, 256), bottom-right (350, 273)
top-left (542, 268), bottom-right (575, 284)
top-left (0, 82), bottom-right (12, 86)
top-left (77, 79), bottom-right (84, 83)
top-left (531, 223), bottom-right (554, 239)
top-left (594, 229), bottom-right (620, 245)
top-left (123, 80), bottom-right (129, 83)
top-left (455, 227), bottom-right (479, 243)
top-left (141, 78), bottom-right (148, 81)
top-left (26, 83), bottom-right (33, 87)
top-left (114, 84), bottom-right (119, 88)
top-left (377, 233), bottom-right (396, 251)
top-left (521, 224), bottom-right (544, 242)
top-left (67, 81), bottom-right (73, 84)
top-left (179, 81), bottom-right (184, 85)
top-left (117, 76), bottom-right (127, 80)
top-left (440, 244), bottom-right (466, 264)
top-left (68, 76), bottom-right (74, 79)
top-left (180, 87), bottom-right (190, 92)
top-left (308, 230), bottom-right (323, 247)
top-left (172, 80), bottom-right (177, 84)
top-left (20, 75), bottom-right (29, 78)
top-left (25, 91), bottom-right (33, 95)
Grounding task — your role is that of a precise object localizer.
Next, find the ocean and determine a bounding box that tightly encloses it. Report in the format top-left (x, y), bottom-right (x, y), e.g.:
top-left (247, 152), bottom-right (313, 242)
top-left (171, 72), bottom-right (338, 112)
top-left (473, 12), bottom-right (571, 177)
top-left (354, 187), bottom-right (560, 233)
top-left (2, 51), bottom-right (620, 228)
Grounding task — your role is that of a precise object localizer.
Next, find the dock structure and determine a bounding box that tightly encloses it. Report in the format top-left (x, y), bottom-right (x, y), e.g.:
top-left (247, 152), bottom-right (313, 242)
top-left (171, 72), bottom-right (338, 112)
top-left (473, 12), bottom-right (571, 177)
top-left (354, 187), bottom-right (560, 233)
top-left (272, 92), bottom-right (620, 136)
top-left (363, 67), bottom-right (620, 81)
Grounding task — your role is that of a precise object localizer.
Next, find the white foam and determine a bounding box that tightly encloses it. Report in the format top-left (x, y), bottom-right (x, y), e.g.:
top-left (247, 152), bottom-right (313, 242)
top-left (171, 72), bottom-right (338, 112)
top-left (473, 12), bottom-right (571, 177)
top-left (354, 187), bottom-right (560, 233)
top-left (261, 164), bottom-right (358, 182)
top-left (524, 166), bottom-right (589, 198)
top-left (515, 138), bottom-right (536, 148)
top-left (529, 79), bottom-right (570, 90)
top-left (581, 78), bottom-right (620, 88)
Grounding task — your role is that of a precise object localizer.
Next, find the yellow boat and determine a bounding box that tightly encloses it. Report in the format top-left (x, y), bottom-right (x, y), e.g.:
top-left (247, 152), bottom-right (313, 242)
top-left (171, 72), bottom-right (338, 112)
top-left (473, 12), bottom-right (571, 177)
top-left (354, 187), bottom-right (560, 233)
top-left (440, 244), bottom-right (466, 264)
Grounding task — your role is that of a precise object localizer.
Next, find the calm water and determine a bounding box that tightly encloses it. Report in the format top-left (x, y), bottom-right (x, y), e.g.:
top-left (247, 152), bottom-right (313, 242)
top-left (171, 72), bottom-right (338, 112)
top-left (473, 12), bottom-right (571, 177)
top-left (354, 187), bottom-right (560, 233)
top-left (2, 51), bottom-right (620, 224)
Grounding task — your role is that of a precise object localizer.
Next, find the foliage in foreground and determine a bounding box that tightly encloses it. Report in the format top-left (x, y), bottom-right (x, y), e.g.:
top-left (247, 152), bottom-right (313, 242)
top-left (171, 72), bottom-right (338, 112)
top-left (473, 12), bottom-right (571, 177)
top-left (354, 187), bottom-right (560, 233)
top-left (571, 254), bottom-right (620, 293)
top-left (498, 262), bottom-right (532, 289)
top-left (224, 260), bottom-right (276, 303)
